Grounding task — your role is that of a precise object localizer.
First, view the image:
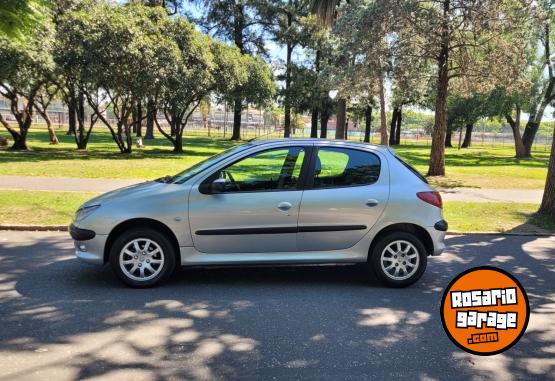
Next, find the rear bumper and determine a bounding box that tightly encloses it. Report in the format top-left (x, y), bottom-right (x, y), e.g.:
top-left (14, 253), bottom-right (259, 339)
top-left (427, 223), bottom-right (447, 256)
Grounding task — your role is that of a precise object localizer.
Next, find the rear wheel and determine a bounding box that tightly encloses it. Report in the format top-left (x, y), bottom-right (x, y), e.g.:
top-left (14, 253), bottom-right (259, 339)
top-left (369, 232), bottom-right (427, 287)
top-left (109, 228), bottom-right (176, 288)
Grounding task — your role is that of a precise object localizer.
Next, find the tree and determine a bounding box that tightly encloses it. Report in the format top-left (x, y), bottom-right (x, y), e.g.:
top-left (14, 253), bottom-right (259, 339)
top-left (156, 20), bottom-right (246, 152)
top-left (34, 84), bottom-right (60, 144)
top-left (265, 0), bottom-right (310, 137)
top-left (194, 0), bottom-right (269, 140)
top-left (399, 0), bottom-right (536, 175)
top-left (222, 54), bottom-right (276, 140)
top-left (539, 126), bottom-right (555, 216)
top-left (61, 3), bottom-right (176, 153)
top-left (318, 0), bottom-right (537, 174)
top-left (520, 5), bottom-right (555, 157)
top-left (55, 0), bottom-right (104, 149)
top-left (0, 26), bottom-right (53, 150)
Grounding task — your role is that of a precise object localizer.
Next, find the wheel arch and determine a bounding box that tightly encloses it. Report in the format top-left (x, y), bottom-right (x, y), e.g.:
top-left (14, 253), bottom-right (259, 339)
top-left (369, 223), bottom-right (434, 257)
top-left (103, 218), bottom-right (180, 264)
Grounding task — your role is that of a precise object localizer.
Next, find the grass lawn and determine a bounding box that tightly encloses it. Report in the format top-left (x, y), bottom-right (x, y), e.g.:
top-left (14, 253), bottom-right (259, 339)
top-left (1, 190), bottom-right (553, 233)
top-left (0, 127), bottom-right (550, 188)
top-left (443, 202), bottom-right (555, 233)
top-left (0, 190), bottom-right (98, 225)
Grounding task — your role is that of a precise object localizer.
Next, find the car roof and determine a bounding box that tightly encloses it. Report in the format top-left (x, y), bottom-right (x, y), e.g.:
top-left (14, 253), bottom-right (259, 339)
top-left (248, 138), bottom-right (390, 153)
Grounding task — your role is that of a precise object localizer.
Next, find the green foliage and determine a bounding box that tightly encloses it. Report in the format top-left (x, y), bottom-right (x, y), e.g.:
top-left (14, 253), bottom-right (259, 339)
top-left (0, 0), bottom-right (50, 40)
top-left (0, 27), bottom-right (53, 93)
top-left (224, 54), bottom-right (276, 109)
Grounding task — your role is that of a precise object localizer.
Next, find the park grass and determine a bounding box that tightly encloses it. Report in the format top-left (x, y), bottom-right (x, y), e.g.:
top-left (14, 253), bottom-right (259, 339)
top-left (0, 127), bottom-right (550, 189)
top-left (0, 190), bottom-right (98, 225)
top-left (443, 202), bottom-right (555, 234)
top-left (0, 190), bottom-right (553, 233)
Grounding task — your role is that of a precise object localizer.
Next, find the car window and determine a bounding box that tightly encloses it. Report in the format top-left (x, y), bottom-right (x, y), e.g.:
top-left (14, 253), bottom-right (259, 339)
top-left (172, 144), bottom-right (250, 184)
top-left (393, 154), bottom-right (428, 184)
top-left (312, 147), bottom-right (380, 189)
top-left (209, 147), bottom-right (306, 192)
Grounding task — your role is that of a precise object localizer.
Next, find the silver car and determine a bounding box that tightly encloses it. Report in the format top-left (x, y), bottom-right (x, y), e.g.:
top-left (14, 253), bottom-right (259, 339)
top-left (70, 139), bottom-right (447, 288)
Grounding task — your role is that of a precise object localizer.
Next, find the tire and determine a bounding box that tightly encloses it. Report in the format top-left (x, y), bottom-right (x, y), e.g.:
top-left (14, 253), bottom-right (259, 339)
top-left (109, 228), bottom-right (176, 288)
top-left (369, 232), bottom-right (427, 287)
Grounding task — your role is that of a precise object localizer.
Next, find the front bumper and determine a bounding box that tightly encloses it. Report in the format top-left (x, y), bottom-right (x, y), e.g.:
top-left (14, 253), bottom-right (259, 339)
top-left (70, 224), bottom-right (107, 265)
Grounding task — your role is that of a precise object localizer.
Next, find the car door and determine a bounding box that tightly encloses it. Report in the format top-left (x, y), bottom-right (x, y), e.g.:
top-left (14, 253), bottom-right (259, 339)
top-left (188, 145), bottom-right (310, 254)
top-left (297, 146), bottom-right (389, 251)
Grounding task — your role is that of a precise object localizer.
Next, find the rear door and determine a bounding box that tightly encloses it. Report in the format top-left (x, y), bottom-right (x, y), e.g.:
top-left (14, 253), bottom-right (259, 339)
top-left (297, 146), bottom-right (389, 251)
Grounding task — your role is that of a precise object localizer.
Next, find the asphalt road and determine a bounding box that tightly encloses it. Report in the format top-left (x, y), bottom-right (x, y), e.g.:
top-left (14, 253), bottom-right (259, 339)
top-left (0, 231), bottom-right (554, 381)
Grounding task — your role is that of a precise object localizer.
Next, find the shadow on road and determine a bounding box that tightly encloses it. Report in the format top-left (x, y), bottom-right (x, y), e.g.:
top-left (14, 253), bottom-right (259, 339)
top-left (0, 232), bottom-right (554, 380)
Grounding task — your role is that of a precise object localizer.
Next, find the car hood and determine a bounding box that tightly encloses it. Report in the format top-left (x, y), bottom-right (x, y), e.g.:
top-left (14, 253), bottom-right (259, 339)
top-left (83, 181), bottom-right (167, 207)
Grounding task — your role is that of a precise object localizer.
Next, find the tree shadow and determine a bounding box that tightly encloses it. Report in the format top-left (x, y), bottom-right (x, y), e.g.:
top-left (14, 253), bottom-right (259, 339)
top-left (0, 232), bottom-right (554, 380)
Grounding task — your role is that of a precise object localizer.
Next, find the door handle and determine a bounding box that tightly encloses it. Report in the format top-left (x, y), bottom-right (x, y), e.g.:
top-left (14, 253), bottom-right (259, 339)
top-left (277, 202), bottom-right (292, 211)
top-left (365, 199), bottom-right (379, 207)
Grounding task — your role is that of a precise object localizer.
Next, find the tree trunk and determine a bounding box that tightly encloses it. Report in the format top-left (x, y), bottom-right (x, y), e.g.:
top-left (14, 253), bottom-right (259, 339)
top-left (144, 97), bottom-right (155, 139)
top-left (364, 105), bottom-right (372, 143)
top-left (461, 123), bottom-right (473, 148)
top-left (428, 1), bottom-right (450, 176)
top-left (310, 107), bottom-right (318, 138)
top-left (136, 102), bottom-right (143, 137)
top-left (284, 40), bottom-right (293, 138)
top-left (320, 111), bottom-right (329, 139)
top-left (522, 121), bottom-right (538, 157)
top-left (66, 95), bottom-right (76, 135)
top-left (174, 131), bottom-right (184, 153)
top-left (395, 107), bottom-right (402, 144)
top-left (379, 75), bottom-right (388, 145)
top-left (389, 107), bottom-right (398, 146)
top-left (230, 2), bottom-right (245, 141)
top-left (539, 125), bottom-right (555, 216)
top-left (11, 133), bottom-right (28, 150)
top-left (131, 106), bottom-right (137, 134)
top-left (42, 110), bottom-right (58, 145)
top-left (445, 129), bottom-right (453, 148)
top-left (505, 110), bottom-right (527, 158)
top-left (231, 97), bottom-right (242, 140)
top-left (335, 99), bottom-right (346, 140)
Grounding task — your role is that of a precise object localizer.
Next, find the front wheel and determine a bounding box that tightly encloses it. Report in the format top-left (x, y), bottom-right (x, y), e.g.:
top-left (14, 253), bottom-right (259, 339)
top-left (369, 232), bottom-right (427, 287)
top-left (109, 228), bottom-right (176, 288)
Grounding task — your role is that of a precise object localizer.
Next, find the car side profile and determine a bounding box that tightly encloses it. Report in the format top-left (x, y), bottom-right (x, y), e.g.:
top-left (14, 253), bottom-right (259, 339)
top-left (70, 139), bottom-right (447, 288)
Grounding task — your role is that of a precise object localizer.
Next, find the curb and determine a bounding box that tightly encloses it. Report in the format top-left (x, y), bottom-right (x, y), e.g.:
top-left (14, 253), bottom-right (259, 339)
top-left (0, 225), bottom-right (68, 232)
top-left (1, 225), bottom-right (553, 237)
top-left (447, 231), bottom-right (555, 237)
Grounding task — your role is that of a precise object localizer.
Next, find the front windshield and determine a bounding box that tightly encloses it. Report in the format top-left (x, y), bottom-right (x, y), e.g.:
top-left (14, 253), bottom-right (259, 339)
top-left (171, 144), bottom-right (250, 184)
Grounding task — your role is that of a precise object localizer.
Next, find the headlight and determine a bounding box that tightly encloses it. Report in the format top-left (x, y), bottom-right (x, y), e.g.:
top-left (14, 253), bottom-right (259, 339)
top-left (74, 205), bottom-right (100, 222)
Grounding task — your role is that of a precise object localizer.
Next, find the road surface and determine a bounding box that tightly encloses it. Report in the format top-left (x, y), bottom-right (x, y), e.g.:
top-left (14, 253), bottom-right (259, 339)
top-left (0, 231), bottom-right (554, 380)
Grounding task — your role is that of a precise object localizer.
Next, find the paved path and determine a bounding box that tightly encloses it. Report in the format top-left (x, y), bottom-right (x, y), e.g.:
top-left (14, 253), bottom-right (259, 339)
top-left (0, 175), bottom-right (544, 203)
top-left (0, 175), bottom-right (140, 193)
top-left (0, 231), bottom-right (554, 380)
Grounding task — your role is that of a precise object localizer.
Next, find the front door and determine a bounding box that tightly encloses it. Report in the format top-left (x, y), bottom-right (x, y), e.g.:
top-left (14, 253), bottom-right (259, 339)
top-left (188, 146), bottom-right (309, 254)
top-left (297, 146), bottom-right (389, 251)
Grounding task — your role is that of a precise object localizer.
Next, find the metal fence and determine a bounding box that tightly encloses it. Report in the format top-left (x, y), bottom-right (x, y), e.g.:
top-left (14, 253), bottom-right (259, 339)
top-left (1, 106), bottom-right (553, 149)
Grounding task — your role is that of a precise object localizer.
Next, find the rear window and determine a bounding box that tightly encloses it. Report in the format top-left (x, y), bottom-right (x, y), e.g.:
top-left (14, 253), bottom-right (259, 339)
top-left (394, 155), bottom-right (428, 184)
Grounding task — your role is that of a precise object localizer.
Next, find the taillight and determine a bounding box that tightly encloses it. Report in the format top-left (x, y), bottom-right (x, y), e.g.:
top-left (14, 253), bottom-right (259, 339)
top-left (417, 191), bottom-right (442, 209)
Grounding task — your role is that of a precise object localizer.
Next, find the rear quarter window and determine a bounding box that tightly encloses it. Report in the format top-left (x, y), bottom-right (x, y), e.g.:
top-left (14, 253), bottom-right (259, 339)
top-left (393, 155), bottom-right (428, 184)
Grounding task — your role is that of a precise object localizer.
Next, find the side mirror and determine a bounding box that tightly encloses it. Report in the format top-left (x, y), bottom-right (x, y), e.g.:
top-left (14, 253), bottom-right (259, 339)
top-left (211, 178), bottom-right (226, 193)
